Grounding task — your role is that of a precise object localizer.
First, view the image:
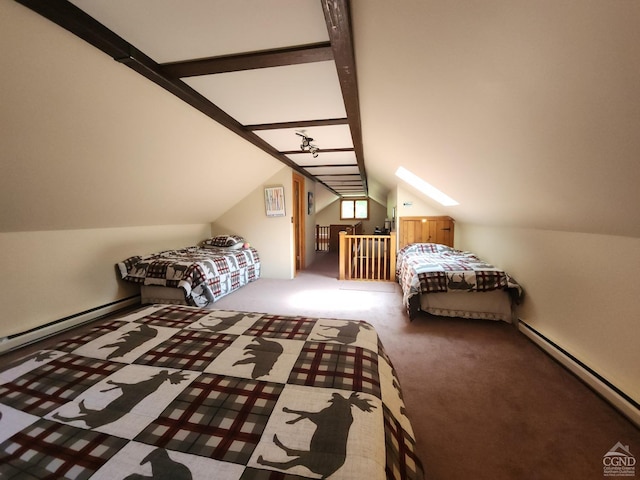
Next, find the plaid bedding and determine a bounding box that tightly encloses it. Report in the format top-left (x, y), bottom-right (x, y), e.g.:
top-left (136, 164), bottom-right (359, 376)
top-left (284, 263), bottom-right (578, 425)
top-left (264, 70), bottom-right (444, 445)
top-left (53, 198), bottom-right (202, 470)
top-left (117, 246), bottom-right (260, 307)
top-left (0, 305), bottom-right (424, 479)
top-left (397, 243), bottom-right (523, 308)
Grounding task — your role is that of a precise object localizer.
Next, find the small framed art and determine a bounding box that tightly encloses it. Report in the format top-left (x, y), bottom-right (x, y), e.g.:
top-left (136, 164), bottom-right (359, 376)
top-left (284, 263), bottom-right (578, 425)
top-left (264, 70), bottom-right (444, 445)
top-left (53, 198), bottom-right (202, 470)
top-left (264, 186), bottom-right (286, 217)
top-left (308, 192), bottom-right (314, 215)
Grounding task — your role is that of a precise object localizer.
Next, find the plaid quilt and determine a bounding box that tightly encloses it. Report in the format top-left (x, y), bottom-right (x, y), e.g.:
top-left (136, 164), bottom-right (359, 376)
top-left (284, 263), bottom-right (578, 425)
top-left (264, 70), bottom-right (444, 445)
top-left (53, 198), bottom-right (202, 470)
top-left (396, 243), bottom-right (523, 308)
top-left (0, 305), bottom-right (424, 480)
top-left (117, 246), bottom-right (260, 307)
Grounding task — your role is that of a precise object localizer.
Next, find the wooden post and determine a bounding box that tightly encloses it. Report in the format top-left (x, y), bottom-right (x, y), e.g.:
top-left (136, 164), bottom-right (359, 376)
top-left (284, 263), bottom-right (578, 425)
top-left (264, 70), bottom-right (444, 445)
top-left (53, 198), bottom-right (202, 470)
top-left (389, 231), bottom-right (397, 282)
top-left (339, 231), bottom-right (347, 280)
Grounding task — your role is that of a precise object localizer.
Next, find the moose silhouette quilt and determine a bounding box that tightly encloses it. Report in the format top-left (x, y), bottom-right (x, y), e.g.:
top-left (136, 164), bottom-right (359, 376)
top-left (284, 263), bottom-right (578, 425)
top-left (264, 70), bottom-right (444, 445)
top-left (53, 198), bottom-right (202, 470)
top-left (0, 305), bottom-right (424, 479)
top-left (117, 246), bottom-right (261, 307)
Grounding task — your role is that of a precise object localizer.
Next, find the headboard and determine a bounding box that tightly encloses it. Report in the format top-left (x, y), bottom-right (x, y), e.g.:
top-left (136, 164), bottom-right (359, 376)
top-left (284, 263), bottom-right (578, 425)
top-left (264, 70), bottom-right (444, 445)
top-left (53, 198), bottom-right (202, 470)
top-left (398, 216), bottom-right (455, 249)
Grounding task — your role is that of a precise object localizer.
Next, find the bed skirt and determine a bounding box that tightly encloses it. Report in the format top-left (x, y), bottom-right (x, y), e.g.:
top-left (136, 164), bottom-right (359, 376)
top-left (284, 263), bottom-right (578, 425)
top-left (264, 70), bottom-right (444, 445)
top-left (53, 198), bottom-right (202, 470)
top-left (140, 285), bottom-right (189, 306)
top-left (418, 290), bottom-right (514, 322)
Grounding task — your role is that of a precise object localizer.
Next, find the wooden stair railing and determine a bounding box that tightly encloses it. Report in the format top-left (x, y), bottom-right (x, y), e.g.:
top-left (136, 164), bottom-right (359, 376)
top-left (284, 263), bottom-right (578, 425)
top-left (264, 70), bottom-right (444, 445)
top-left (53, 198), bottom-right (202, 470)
top-left (338, 231), bottom-right (396, 281)
top-left (315, 225), bottom-right (330, 251)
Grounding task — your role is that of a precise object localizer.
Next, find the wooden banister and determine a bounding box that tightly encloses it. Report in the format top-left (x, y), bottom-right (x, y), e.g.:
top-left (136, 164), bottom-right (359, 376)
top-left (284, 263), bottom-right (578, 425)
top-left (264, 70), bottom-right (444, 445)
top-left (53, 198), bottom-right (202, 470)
top-left (338, 231), bottom-right (396, 282)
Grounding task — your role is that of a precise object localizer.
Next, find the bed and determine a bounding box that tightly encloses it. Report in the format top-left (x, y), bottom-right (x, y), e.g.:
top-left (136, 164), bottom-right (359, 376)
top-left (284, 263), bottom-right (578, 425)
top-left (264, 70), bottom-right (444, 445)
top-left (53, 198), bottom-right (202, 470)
top-left (117, 235), bottom-right (260, 307)
top-left (397, 243), bottom-right (523, 322)
top-left (0, 304), bottom-right (424, 479)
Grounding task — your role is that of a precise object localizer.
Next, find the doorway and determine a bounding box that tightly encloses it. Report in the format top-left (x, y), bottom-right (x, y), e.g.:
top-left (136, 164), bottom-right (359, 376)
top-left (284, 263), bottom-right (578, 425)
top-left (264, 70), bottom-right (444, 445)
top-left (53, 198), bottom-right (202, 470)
top-left (292, 172), bottom-right (305, 275)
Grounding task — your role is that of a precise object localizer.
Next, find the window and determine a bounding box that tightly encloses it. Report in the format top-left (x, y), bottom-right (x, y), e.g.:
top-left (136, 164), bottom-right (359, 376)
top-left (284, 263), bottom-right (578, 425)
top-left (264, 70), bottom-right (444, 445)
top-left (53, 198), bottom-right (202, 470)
top-left (341, 198), bottom-right (369, 220)
top-left (395, 166), bottom-right (459, 206)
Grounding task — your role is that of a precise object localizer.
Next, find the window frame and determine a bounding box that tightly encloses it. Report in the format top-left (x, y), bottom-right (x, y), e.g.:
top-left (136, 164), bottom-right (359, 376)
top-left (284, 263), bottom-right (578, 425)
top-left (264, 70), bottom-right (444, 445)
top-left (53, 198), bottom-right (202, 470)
top-left (340, 198), bottom-right (369, 221)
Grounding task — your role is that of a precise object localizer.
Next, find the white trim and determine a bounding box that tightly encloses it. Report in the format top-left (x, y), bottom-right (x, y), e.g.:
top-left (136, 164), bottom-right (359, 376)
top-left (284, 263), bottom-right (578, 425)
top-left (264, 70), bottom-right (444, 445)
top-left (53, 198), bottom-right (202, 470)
top-left (0, 297), bottom-right (139, 355)
top-left (519, 320), bottom-right (639, 429)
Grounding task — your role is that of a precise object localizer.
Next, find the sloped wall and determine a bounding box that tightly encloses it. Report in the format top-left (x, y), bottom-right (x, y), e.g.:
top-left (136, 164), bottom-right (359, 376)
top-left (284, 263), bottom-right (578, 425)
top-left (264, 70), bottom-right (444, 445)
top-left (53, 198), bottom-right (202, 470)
top-left (0, 2), bottom-right (286, 338)
top-left (0, 225), bottom-right (210, 338)
top-left (1, 1), bottom-right (282, 232)
top-left (457, 225), bottom-right (640, 405)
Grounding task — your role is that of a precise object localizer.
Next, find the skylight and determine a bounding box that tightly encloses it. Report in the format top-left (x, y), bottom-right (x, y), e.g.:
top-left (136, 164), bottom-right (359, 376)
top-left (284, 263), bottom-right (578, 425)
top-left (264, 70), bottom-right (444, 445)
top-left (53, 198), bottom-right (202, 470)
top-left (395, 167), bottom-right (459, 206)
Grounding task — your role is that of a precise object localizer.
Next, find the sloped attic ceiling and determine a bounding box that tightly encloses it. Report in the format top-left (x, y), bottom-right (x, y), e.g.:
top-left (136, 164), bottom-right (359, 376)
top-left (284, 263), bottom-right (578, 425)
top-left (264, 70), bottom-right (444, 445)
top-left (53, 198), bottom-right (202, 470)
top-left (352, 1), bottom-right (640, 238)
top-left (13, 1), bottom-right (640, 239)
top-left (17, 0), bottom-right (368, 198)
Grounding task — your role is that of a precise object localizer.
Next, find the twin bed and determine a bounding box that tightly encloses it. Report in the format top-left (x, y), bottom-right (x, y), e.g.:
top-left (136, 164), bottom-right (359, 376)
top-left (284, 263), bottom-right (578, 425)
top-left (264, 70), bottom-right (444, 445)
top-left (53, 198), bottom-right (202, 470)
top-left (396, 242), bottom-right (523, 322)
top-left (117, 235), bottom-right (260, 307)
top-left (0, 304), bottom-right (424, 479)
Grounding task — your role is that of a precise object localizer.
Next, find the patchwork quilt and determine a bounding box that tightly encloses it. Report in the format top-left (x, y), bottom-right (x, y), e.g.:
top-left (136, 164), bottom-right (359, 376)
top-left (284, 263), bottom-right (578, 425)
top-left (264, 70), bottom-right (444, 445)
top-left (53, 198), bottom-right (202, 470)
top-left (117, 246), bottom-right (260, 307)
top-left (0, 305), bottom-right (424, 479)
top-left (397, 243), bottom-right (523, 308)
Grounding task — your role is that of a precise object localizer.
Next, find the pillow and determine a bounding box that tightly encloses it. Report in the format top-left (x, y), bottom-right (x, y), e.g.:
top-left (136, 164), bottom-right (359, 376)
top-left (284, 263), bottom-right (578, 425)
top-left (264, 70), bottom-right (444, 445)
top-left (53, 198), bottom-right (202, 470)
top-left (202, 235), bottom-right (245, 248)
top-left (400, 242), bottom-right (453, 256)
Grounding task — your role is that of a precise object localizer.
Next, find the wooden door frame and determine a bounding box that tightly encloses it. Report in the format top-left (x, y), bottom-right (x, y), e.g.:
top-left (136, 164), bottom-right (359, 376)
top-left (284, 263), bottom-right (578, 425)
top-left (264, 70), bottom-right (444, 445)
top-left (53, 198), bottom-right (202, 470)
top-left (292, 172), bottom-right (306, 274)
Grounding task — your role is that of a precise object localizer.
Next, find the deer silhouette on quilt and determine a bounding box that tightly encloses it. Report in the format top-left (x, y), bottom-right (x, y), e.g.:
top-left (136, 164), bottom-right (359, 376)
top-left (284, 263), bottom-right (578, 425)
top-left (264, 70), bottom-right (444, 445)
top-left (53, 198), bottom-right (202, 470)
top-left (100, 323), bottom-right (158, 360)
top-left (257, 392), bottom-right (376, 478)
top-left (190, 312), bottom-right (249, 333)
top-left (447, 273), bottom-right (475, 291)
top-left (124, 447), bottom-right (192, 480)
top-left (52, 370), bottom-right (188, 428)
top-left (317, 321), bottom-right (373, 345)
top-left (233, 337), bottom-right (283, 379)
top-left (3, 350), bottom-right (58, 371)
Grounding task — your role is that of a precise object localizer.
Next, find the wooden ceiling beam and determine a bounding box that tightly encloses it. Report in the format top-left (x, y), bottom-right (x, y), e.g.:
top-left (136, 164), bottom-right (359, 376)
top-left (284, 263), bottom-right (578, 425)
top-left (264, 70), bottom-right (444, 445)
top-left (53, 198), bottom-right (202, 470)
top-left (303, 164), bottom-right (359, 169)
top-left (15, 0), bottom-right (329, 189)
top-left (297, 165), bottom-right (358, 169)
top-left (246, 118), bottom-right (348, 131)
top-left (161, 42), bottom-right (333, 78)
top-left (320, 0), bottom-right (368, 195)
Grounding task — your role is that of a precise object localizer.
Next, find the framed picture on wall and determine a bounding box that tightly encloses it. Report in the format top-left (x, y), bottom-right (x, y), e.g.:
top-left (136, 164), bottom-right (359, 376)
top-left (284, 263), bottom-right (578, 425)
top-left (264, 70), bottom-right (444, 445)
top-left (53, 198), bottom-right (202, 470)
top-left (308, 192), bottom-right (314, 215)
top-left (392, 206), bottom-right (396, 231)
top-left (264, 186), bottom-right (286, 217)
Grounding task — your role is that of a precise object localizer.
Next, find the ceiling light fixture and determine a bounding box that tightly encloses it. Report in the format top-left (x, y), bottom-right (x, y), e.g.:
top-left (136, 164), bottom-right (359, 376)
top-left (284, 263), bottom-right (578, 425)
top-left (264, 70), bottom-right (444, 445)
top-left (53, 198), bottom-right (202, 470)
top-left (395, 166), bottom-right (459, 206)
top-left (296, 131), bottom-right (319, 158)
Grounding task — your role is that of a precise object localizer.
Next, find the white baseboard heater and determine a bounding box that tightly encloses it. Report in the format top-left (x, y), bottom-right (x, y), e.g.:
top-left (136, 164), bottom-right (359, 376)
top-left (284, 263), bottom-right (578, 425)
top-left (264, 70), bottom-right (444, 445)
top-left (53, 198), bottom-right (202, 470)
top-left (0, 296), bottom-right (140, 355)
top-left (519, 320), bottom-right (639, 429)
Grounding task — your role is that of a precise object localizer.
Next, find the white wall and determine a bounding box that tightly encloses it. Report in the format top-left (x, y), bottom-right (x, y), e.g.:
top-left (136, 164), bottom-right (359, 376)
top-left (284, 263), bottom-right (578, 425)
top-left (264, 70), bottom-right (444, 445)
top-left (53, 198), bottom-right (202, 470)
top-left (304, 180), bottom-right (318, 268)
top-left (314, 184), bottom-right (339, 213)
top-left (395, 185), bottom-right (448, 219)
top-left (0, 225), bottom-right (211, 338)
top-left (1, 1), bottom-right (282, 233)
top-left (212, 167), bottom-right (295, 279)
top-left (456, 225), bottom-right (640, 404)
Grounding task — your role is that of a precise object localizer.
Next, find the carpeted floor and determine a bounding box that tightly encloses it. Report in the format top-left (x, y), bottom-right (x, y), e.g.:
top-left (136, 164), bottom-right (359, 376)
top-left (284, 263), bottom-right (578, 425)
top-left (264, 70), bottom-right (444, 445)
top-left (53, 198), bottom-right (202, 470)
top-left (213, 252), bottom-right (640, 480)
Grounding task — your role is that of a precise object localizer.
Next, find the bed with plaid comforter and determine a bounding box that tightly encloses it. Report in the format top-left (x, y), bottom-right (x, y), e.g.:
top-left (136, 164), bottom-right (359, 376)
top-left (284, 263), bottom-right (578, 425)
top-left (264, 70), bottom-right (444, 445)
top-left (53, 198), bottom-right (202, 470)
top-left (0, 305), bottom-right (424, 479)
top-left (397, 243), bottom-right (523, 317)
top-left (117, 246), bottom-right (260, 307)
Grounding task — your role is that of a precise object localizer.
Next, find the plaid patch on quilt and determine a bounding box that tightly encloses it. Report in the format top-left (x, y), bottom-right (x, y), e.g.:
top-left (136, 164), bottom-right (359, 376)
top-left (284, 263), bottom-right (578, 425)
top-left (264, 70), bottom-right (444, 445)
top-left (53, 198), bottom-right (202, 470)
top-left (397, 243), bottom-right (523, 309)
top-left (0, 305), bottom-right (424, 480)
top-left (117, 246), bottom-right (261, 307)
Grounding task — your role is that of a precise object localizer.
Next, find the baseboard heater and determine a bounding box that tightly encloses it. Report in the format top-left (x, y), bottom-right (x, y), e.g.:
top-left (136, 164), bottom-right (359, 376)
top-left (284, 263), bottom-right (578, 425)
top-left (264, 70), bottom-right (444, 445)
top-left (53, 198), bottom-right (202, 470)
top-left (519, 320), bottom-right (639, 428)
top-left (0, 295), bottom-right (140, 355)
